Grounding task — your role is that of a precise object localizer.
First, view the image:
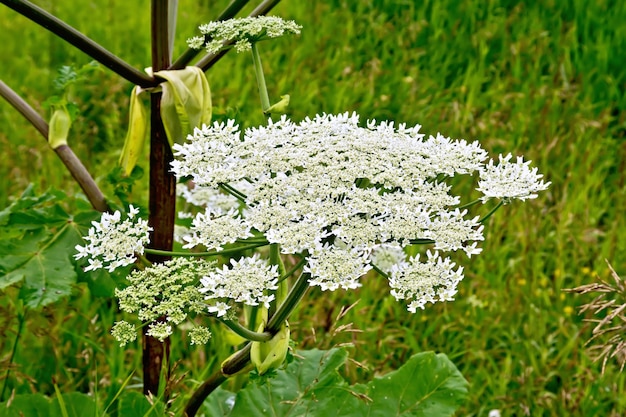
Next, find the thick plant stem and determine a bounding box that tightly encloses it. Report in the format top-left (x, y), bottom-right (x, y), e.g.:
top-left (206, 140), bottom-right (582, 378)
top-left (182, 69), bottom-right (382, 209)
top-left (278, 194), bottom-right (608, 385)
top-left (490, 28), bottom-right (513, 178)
top-left (0, 0), bottom-right (154, 87)
top-left (143, 0), bottom-right (175, 398)
top-left (0, 80), bottom-right (109, 212)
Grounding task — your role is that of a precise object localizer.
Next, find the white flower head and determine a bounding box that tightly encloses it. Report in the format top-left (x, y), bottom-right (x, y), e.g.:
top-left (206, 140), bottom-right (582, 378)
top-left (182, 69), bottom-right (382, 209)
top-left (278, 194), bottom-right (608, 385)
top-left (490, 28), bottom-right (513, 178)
top-left (74, 205), bottom-right (151, 272)
top-left (188, 16), bottom-right (302, 54)
top-left (304, 245), bottom-right (372, 291)
top-left (370, 243), bottom-right (406, 274)
top-left (388, 251), bottom-right (464, 312)
top-left (182, 207), bottom-right (253, 251)
top-left (477, 153), bottom-right (551, 203)
top-left (200, 255), bottom-right (279, 310)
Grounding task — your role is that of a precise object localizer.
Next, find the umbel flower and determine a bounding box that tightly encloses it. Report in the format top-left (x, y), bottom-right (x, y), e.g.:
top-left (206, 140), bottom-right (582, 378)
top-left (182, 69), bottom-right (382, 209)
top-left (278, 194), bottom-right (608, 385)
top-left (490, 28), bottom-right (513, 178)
top-left (113, 257), bottom-right (214, 344)
top-left (187, 16), bottom-right (302, 54)
top-left (74, 205), bottom-right (151, 272)
top-left (171, 112), bottom-right (550, 311)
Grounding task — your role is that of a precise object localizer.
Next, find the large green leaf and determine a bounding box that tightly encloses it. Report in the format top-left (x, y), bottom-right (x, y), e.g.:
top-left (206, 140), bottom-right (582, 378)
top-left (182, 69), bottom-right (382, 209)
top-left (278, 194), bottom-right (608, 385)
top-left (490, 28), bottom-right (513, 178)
top-left (204, 349), bottom-right (468, 417)
top-left (0, 187), bottom-right (114, 307)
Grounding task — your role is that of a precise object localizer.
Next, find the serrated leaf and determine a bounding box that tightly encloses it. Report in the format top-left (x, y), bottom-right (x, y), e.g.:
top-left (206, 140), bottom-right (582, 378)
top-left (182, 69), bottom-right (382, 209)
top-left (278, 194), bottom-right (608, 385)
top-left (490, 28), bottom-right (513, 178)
top-left (0, 187), bottom-right (115, 306)
top-left (206, 349), bottom-right (468, 417)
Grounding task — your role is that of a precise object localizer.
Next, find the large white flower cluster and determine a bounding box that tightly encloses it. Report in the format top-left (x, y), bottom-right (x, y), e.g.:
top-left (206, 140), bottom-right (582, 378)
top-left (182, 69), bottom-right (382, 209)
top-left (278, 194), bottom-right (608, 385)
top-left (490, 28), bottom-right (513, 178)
top-left (171, 113), bottom-right (549, 311)
top-left (74, 205), bottom-right (151, 272)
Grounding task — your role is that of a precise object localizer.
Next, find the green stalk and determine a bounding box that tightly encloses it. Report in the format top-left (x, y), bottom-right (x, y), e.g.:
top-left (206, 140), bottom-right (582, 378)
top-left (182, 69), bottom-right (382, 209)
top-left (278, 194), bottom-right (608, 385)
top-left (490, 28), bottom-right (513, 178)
top-left (0, 0), bottom-right (153, 87)
top-left (217, 317), bottom-right (272, 342)
top-left (144, 241), bottom-right (269, 257)
top-left (0, 307), bottom-right (27, 401)
top-left (218, 183), bottom-right (248, 202)
top-left (479, 200), bottom-right (504, 223)
top-left (251, 42), bottom-right (271, 113)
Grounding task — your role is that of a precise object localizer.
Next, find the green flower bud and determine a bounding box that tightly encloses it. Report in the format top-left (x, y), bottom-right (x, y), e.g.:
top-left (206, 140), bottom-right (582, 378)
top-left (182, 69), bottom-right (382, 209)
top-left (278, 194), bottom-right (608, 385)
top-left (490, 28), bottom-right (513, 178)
top-left (48, 106), bottom-right (72, 149)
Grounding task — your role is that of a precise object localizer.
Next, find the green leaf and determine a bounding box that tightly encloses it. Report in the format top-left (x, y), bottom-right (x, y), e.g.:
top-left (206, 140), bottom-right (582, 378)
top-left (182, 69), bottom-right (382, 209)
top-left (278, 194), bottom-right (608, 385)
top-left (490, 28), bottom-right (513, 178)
top-left (0, 393), bottom-right (51, 417)
top-left (204, 349), bottom-right (468, 417)
top-left (0, 392), bottom-right (105, 417)
top-left (0, 187), bottom-right (115, 307)
top-left (117, 391), bottom-right (166, 417)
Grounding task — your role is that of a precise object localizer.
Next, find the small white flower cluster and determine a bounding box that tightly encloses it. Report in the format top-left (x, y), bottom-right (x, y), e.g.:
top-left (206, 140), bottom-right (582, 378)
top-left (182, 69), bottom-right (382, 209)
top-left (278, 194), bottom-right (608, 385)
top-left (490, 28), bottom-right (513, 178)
top-left (389, 251), bottom-right (464, 312)
top-left (181, 208), bottom-right (253, 251)
top-left (199, 255), bottom-right (279, 316)
top-left (74, 205), bottom-right (151, 272)
top-left (478, 153), bottom-right (550, 203)
top-left (170, 113), bottom-right (549, 312)
top-left (187, 16), bottom-right (302, 55)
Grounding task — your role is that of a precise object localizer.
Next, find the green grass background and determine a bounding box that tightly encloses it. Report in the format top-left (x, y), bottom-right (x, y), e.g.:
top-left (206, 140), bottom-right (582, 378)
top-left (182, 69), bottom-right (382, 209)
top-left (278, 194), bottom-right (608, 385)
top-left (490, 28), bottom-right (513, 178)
top-left (1, 0), bottom-right (625, 415)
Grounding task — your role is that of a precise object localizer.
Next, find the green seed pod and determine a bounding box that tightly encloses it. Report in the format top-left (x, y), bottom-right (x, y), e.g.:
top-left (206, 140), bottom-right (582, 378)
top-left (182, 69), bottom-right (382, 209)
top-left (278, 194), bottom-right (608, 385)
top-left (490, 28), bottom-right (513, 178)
top-left (48, 106), bottom-right (72, 149)
top-left (250, 321), bottom-right (290, 375)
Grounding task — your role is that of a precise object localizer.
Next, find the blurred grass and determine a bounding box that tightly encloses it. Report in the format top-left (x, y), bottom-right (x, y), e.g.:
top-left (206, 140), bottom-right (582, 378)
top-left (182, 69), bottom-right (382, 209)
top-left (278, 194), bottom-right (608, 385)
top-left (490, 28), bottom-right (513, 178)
top-left (1, 0), bottom-right (625, 415)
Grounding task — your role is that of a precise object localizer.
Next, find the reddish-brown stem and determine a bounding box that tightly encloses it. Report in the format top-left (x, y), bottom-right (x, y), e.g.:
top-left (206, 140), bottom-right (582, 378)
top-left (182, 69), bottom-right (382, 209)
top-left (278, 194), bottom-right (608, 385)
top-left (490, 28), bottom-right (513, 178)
top-left (143, 0), bottom-right (176, 398)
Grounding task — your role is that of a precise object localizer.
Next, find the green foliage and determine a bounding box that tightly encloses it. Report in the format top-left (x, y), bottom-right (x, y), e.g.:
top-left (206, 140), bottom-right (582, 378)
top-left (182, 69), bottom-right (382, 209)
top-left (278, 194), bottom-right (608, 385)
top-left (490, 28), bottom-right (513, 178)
top-left (205, 348), bottom-right (467, 416)
top-left (0, 392), bottom-right (103, 417)
top-left (0, 186), bottom-right (115, 307)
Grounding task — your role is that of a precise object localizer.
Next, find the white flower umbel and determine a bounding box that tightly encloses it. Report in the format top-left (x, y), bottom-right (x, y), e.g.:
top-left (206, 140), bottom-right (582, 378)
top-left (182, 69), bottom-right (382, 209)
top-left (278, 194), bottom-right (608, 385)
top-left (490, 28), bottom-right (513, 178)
top-left (74, 205), bottom-right (151, 272)
top-left (187, 16), bottom-right (302, 55)
top-left (199, 255), bottom-right (279, 314)
top-left (478, 153), bottom-right (551, 202)
top-left (172, 113), bottom-right (549, 312)
top-left (182, 208), bottom-right (253, 250)
top-left (389, 251), bottom-right (464, 312)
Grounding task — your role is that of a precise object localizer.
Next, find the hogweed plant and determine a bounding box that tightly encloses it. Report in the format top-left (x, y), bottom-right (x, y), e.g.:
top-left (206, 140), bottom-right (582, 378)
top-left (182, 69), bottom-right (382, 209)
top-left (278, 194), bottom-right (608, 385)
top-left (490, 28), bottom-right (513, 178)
top-left (0, 2), bottom-right (549, 416)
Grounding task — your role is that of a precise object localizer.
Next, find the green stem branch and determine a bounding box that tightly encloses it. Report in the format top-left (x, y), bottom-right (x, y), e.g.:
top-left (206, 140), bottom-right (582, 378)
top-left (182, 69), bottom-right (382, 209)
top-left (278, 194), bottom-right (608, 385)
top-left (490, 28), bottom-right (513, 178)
top-left (479, 200), bottom-right (504, 223)
top-left (144, 241), bottom-right (269, 257)
top-left (217, 318), bottom-right (273, 342)
top-left (0, 80), bottom-right (109, 212)
top-left (251, 42), bottom-right (271, 113)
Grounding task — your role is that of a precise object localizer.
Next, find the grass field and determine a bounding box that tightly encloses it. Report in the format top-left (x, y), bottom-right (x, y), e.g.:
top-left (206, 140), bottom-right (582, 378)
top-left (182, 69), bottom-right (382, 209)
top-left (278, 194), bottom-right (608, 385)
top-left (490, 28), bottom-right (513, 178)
top-left (1, 0), bottom-right (625, 415)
